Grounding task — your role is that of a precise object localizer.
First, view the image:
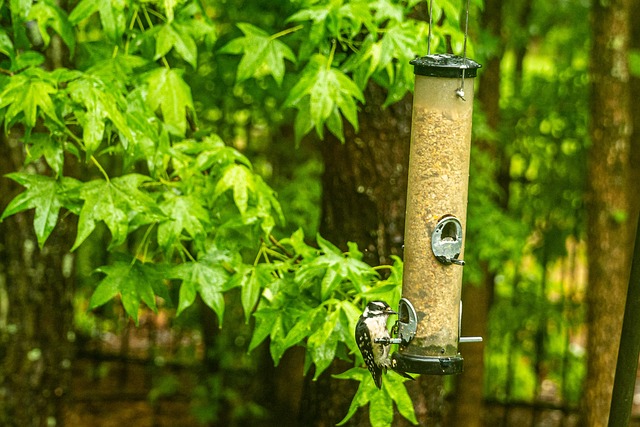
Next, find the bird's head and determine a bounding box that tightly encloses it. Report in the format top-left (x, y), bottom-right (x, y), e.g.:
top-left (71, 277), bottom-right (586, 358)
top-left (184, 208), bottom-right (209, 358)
top-left (362, 300), bottom-right (397, 318)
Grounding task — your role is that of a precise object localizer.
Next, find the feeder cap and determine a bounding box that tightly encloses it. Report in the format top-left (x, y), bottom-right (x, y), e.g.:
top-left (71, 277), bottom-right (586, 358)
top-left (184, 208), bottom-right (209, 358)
top-left (411, 53), bottom-right (482, 78)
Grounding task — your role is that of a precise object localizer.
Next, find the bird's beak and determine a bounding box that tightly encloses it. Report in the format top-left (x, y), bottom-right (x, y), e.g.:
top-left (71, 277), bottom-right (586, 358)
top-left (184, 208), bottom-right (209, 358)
top-left (386, 308), bottom-right (397, 315)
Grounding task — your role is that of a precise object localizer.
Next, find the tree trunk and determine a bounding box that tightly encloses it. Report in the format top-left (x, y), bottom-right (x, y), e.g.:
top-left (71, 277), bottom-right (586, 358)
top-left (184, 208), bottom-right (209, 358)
top-left (0, 133), bottom-right (76, 427)
top-left (629, 0), bottom-right (640, 233)
top-left (320, 83), bottom-right (411, 267)
top-left (450, 0), bottom-right (503, 424)
top-left (451, 271), bottom-right (490, 427)
top-left (583, 0), bottom-right (633, 425)
top-left (301, 82), bottom-right (413, 426)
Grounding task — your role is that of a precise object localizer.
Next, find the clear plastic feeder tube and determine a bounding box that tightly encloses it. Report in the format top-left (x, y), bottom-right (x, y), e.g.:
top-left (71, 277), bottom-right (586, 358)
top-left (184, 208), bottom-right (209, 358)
top-left (394, 54), bottom-right (480, 374)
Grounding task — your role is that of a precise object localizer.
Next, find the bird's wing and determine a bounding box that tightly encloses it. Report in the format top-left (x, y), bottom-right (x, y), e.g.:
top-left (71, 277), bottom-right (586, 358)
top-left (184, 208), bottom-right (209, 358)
top-left (356, 317), bottom-right (383, 389)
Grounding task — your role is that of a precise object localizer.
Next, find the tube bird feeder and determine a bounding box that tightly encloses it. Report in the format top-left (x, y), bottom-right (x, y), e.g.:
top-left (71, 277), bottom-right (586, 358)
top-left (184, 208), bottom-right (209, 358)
top-left (391, 53), bottom-right (482, 375)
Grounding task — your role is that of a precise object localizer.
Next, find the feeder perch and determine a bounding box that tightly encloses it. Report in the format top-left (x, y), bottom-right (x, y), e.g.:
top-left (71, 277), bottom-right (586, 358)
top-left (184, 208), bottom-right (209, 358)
top-left (391, 53), bottom-right (482, 376)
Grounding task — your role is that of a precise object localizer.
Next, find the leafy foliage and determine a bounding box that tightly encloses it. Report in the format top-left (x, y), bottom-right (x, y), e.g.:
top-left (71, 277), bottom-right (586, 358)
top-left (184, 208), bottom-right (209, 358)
top-left (216, 0), bottom-right (477, 143)
top-left (468, 0), bottom-right (590, 407)
top-left (1, 172), bottom-right (81, 247)
top-left (0, 0), bottom-right (595, 423)
top-left (0, 0), bottom-right (464, 425)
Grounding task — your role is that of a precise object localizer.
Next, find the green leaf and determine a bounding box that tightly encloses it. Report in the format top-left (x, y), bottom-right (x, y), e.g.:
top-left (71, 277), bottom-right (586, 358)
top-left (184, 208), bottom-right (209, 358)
top-left (219, 23), bottom-right (296, 86)
top-left (285, 54), bottom-right (363, 141)
top-left (27, 0), bottom-right (75, 55)
top-left (98, 0), bottom-right (127, 42)
top-left (0, 28), bottom-right (15, 62)
top-left (335, 366), bottom-right (417, 427)
top-left (176, 279), bottom-right (197, 316)
top-left (1, 173), bottom-right (81, 248)
top-left (72, 174), bottom-right (166, 251)
top-left (163, 0), bottom-right (179, 22)
top-left (385, 372), bottom-right (418, 424)
top-left (307, 309), bottom-right (339, 378)
top-left (157, 193), bottom-right (209, 250)
top-left (379, 22), bottom-right (416, 71)
top-left (337, 300), bottom-right (361, 352)
top-left (249, 307), bottom-right (278, 352)
top-left (69, 0), bottom-right (100, 24)
top-left (144, 68), bottom-right (194, 136)
top-left (90, 258), bottom-right (165, 325)
top-left (0, 70), bottom-right (60, 129)
top-left (23, 133), bottom-right (65, 177)
top-left (214, 164), bottom-right (253, 216)
top-left (369, 386), bottom-right (394, 427)
top-left (171, 260), bottom-right (230, 324)
top-left (155, 22), bottom-right (198, 68)
top-left (66, 75), bottom-right (132, 155)
top-left (281, 306), bottom-right (322, 350)
top-left (240, 263), bottom-right (274, 323)
top-left (334, 368), bottom-right (375, 426)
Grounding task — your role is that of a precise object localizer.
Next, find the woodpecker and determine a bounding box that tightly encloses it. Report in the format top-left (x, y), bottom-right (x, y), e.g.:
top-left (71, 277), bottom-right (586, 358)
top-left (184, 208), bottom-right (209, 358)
top-left (355, 300), bottom-right (404, 389)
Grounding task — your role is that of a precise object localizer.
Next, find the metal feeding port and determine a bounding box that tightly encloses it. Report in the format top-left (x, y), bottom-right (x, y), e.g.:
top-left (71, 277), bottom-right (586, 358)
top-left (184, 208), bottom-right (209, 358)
top-left (374, 298), bottom-right (416, 347)
top-left (431, 215), bottom-right (465, 266)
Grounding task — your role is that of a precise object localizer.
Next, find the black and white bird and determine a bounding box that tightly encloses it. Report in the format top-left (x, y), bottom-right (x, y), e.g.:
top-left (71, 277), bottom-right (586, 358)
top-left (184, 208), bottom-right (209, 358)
top-left (355, 300), bottom-right (404, 389)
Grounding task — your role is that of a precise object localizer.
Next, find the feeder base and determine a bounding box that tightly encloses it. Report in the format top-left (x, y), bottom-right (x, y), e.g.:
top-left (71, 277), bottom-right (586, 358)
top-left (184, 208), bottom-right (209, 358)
top-left (392, 352), bottom-right (463, 375)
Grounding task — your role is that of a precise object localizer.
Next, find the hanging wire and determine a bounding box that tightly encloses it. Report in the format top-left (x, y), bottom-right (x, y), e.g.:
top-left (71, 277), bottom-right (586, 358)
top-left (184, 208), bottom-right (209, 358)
top-left (456, 0), bottom-right (471, 101)
top-left (427, 0), bottom-right (434, 55)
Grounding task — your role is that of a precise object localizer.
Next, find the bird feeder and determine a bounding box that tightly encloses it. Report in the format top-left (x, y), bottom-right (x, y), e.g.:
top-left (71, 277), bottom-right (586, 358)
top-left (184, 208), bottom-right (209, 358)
top-left (391, 53), bottom-right (482, 375)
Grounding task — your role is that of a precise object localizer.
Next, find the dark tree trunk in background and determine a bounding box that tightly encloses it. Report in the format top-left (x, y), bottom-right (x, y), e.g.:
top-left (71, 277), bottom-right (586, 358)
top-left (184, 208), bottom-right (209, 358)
top-left (450, 0), bottom-right (503, 425)
top-left (583, 0), bottom-right (633, 425)
top-left (301, 82), bottom-right (413, 427)
top-left (0, 133), bottom-right (76, 427)
top-left (0, 28), bottom-right (75, 426)
top-left (320, 83), bottom-right (411, 267)
top-left (630, 0), bottom-right (640, 233)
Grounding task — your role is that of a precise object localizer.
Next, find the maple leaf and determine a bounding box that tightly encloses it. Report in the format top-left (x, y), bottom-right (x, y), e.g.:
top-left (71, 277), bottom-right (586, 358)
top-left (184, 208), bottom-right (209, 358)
top-left (157, 192), bottom-right (209, 250)
top-left (72, 174), bottom-right (166, 251)
top-left (27, 0), bottom-right (76, 56)
top-left (0, 70), bottom-right (61, 129)
top-left (284, 54), bottom-right (364, 142)
top-left (89, 257), bottom-right (169, 325)
top-left (155, 21), bottom-right (198, 67)
top-left (219, 23), bottom-right (296, 86)
top-left (170, 260), bottom-right (231, 323)
top-left (1, 173), bottom-right (82, 248)
top-left (144, 68), bottom-right (194, 136)
top-left (213, 164), bottom-right (254, 216)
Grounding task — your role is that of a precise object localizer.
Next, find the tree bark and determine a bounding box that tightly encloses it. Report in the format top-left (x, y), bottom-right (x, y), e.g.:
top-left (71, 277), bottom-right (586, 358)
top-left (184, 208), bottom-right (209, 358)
top-left (319, 83), bottom-right (411, 267)
top-left (451, 271), bottom-right (490, 427)
top-left (629, 0), bottom-right (640, 234)
top-left (0, 133), bottom-right (76, 427)
top-left (449, 0), bottom-right (502, 424)
top-left (583, 0), bottom-right (633, 425)
top-left (301, 82), bottom-right (412, 427)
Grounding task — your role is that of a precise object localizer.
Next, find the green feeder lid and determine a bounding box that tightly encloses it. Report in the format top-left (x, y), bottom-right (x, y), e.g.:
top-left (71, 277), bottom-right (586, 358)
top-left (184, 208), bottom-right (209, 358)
top-left (411, 53), bottom-right (481, 78)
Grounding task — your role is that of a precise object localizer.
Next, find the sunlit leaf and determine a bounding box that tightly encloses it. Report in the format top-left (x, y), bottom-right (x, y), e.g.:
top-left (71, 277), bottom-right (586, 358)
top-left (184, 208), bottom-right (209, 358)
top-left (1, 172), bottom-right (82, 248)
top-left (72, 174), bottom-right (166, 251)
top-left (155, 22), bottom-right (198, 67)
top-left (90, 258), bottom-right (167, 325)
top-left (157, 192), bottom-right (209, 250)
top-left (0, 70), bottom-right (61, 129)
top-left (68, 0), bottom-right (100, 24)
top-left (219, 22), bottom-right (296, 85)
top-left (284, 54), bottom-right (363, 141)
top-left (171, 260), bottom-right (230, 324)
top-left (144, 68), bottom-right (194, 136)
top-left (27, 0), bottom-right (75, 55)
top-left (214, 164), bottom-right (254, 216)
